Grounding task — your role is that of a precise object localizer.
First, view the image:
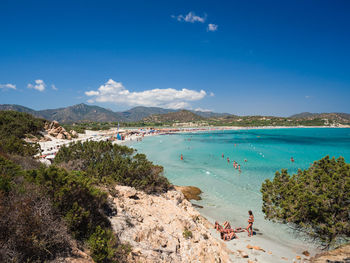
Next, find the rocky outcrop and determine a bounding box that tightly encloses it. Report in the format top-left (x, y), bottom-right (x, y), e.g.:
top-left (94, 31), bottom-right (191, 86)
top-left (311, 244), bottom-right (350, 263)
top-left (110, 185), bottom-right (231, 263)
top-left (70, 130), bottom-right (78, 137)
top-left (174, 185), bottom-right (202, 201)
top-left (44, 121), bottom-right (72, 140)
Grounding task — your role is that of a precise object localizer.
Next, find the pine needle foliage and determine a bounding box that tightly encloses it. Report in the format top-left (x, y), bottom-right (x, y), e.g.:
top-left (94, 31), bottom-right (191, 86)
top-left (54, 140), bottom-right (171, 194)
top-left (261, 156), bottom-right (350, 248)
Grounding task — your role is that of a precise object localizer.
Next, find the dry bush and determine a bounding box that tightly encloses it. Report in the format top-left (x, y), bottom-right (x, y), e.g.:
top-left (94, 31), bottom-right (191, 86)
top-left (0, 182), bottom-right (72, 262)
top-left (6, 154), bottom-right (42, 170)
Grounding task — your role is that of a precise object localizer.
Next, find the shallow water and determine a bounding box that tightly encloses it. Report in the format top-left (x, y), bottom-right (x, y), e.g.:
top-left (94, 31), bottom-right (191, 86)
top-left (131, 128), bottom-right (350, 253)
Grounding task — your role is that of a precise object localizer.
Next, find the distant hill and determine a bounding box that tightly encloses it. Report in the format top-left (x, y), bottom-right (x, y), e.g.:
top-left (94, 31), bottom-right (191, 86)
top-left (0, 103), bottom-right (228, 123)
top-left (2, 103), bottom-right (348, 125)
top-left (143, 110), bottom-right (204, 123)
top-left (37, 104), bottom-right (126, 123)
top-left (0, 104), bottom-right (37, 115)
top-left (290, 112), bottom-right (316, 118)
top-left (191, 110), bottom-right (231, 118)
top-left (291, 112), bottom-right (350, 122)
top-left (122, 106), bottom-right (175, 122)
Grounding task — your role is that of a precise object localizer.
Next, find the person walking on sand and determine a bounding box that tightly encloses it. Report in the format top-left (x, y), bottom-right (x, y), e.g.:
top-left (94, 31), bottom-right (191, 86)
top-left (246, 210), bottom-right (254, 237)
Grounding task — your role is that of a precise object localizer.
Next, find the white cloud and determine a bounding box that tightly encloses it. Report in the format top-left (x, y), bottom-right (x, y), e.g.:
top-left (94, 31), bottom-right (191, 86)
top-left (0, 83), bottom-right (16, 90)
top-left (85, 79), bottom-right (207, 109)
top-left (209, 92), bottom-right (215, 97)
top-left (195, 107), bottom-right (212, 112)
top-left (85, 90), bottom-right (99, 96)
top-left (207, 23), bottom-right (218, 32)
top-left (27, 79), bottom-right (46, 92)
top-left (305, 95), bottom-right (311, 99)
top-left (172, 12), bottom-right (206, 23)
top-left (51, 84), bottom-right (58, 91)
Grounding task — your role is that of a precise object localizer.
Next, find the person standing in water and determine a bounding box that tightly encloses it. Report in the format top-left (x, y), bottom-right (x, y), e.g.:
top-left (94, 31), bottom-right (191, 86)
top-left (246, 210), bottom-right (254, 237)
top-left (181, 154), bottom-right (183, 160)
top-left (238, 164), bottom-right (241, 172)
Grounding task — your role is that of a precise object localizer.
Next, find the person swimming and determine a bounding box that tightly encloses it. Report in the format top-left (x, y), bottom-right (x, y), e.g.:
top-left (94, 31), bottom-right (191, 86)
top-left (246, 210), bottom-right (254, 237)
top-left (291, 157), bottom-right (295, 162)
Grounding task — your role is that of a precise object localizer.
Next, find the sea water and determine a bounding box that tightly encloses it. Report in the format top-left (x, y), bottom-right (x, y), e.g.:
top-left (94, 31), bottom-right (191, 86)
top-left (130, 128), bottom-right (350, 252)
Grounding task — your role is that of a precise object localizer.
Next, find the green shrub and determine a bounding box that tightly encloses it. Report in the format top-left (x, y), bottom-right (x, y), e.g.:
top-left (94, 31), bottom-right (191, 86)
top-left (26, 166), bottom-right (111, 240)
top-left (0, 111), bottom-right (44, 156)
top-left (54, 141), bottom-right (171, 194)
top-left (261, 156), bottom-right (350, 248)
top-left (183, 228), bottom-right (193, 239)
top-left (0, 155), bottom-right (25, 193)
top-left (88, 226), bottom-right (119, 263)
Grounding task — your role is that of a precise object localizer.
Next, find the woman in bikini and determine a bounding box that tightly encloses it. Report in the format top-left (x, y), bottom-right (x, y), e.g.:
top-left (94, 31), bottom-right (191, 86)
top-left (246, 210), bottom-right (254, 237)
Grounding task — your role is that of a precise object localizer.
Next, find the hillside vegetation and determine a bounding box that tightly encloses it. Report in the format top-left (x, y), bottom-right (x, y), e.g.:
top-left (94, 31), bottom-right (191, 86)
top-left (1, 103), bottom-right (349, 126)
top-left (0, 111), bottom-right (171, 262)
top-left (143, 109), bottom-right (204, 124)
top-left (0, 111), bottom-right (44, 156)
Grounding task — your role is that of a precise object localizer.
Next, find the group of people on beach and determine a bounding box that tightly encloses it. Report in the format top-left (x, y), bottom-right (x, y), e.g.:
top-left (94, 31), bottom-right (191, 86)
top-left (215, 210), bottom-right (254, 241)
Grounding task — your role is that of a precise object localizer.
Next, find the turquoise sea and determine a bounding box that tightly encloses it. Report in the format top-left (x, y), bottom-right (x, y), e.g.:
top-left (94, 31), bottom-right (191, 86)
top-left (131, 128), bottom-right (350, 251)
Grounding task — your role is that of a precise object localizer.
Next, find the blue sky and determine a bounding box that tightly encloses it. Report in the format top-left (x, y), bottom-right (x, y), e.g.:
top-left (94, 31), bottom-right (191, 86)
top-left (0, 0), bottom-right (349, 116)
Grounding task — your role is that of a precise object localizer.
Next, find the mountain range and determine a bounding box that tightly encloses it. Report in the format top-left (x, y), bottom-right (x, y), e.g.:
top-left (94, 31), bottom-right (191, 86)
top-left (0, 103), bottom-right (349, 124)
top-left (0, 103), bottom-right (229, 123)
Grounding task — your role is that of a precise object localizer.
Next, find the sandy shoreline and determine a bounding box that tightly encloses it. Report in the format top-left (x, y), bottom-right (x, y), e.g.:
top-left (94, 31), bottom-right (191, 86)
top-left (38, 125), bottom-right (350, 157)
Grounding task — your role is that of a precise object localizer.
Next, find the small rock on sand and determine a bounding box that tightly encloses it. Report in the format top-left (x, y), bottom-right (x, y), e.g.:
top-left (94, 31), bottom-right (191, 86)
top-left (302, 250), bottom-right (310, 257)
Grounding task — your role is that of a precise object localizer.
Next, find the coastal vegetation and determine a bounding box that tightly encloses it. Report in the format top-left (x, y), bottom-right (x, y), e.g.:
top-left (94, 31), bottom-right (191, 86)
top-left (0, 111), bottom-right (170, 262)
top-left (261, 156), bottom-right (350, 248)
top-left (0, 111), bottom-right (44, 156)
top-left (54, 140), bottom-right (171, 194)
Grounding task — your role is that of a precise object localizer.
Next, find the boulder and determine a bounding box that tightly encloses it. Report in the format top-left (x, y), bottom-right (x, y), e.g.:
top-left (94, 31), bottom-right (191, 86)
top-left (52, 120), bottom-right (59, 128)
top-left (56, 133), bottom-right (65, 139)
top-left (174, 185), bottom-right (202, 201)
top-left (71, 130), bottom-right (78, 137)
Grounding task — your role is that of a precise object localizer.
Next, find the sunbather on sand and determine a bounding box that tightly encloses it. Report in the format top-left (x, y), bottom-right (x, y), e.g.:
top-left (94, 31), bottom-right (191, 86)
top-left (215, 221), bottom-right (244, 234)
top-left (221, 231), bottom-right (238, 241)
